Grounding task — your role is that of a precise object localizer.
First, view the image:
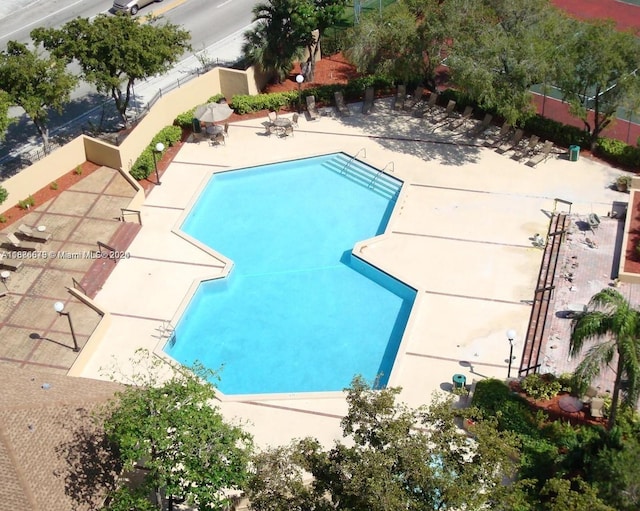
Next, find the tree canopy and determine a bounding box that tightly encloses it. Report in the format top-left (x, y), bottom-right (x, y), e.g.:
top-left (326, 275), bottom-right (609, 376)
top-left (0, 41), bottom-right (77, 152)
top-left (246, 376), bottom-right (520, 510)
top-left (32, 14), bottom-right (191, 126)
top-left (570, 288), bottom-right (640, 429)
top-left (243, 0), bottom-right (347, 83)
top-left (100, 352), bottom-right (253, 511)
top-left (554, 19), bottom-right (640, 150)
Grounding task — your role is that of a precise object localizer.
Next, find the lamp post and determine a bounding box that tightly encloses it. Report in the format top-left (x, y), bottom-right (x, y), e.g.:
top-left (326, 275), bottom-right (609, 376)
top-left (54, 301), bottom-right (79, 352)
top-left (296, 74), bottom-right (304, 113)
top-left (152, 142), bottom-right (165, 185)
top-left (506, 329), bottom-right (516, 378)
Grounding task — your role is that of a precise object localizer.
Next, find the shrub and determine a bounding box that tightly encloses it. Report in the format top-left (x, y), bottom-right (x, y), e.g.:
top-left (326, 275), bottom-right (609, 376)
top-left (75, 164), bottom-right (83, 175)
top-left (130, 125), bottom-right (182, 181)
top-left (521, 373), bottom-right (562, 401)
top-left (230, 91), bottom-right (298, 115)
top-left (523, 115), bottom-right (590, 148)
top-left (472, 378), bottom-right (539, 438)
top-left (0, 215), bottom-right (6, 223)
top-left (50, 181), bottom-right (58, 190)
top-left (597, 137), bottom-right (640, 169)
top-left (17, 195), bottom-right (35, 210)
top-left (0, 185), bottom-right (8, 205)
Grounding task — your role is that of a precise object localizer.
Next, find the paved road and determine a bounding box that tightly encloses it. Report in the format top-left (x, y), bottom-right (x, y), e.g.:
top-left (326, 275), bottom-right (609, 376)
top-left (0, 0), bottom-right (255, 176)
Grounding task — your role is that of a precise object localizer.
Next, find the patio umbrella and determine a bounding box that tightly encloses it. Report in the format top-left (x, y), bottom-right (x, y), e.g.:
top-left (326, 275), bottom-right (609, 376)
top-left (193, 102), bottom-right (233, 123)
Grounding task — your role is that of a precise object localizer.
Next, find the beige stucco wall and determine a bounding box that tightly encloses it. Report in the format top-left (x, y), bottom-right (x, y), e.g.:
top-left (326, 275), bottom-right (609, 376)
top-left (0, 64), bottom-right (262, 215)
top-left (1, 136), bottom-right (86, 210)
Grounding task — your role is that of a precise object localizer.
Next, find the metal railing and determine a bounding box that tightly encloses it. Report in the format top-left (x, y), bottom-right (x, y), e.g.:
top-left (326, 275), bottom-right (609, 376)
top-left (121, 208), bottom-right (142, 225)
top-left (340, 148), bottom-right (367, 175)
top-left (71, 277), bottom-right (88, 296)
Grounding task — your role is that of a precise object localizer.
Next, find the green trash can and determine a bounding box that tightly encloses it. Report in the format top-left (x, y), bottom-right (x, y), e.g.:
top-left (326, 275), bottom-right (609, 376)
top-left (452, 373), bottom-right (467, 389)
top-left (569, 145), bottom-right (580, 162)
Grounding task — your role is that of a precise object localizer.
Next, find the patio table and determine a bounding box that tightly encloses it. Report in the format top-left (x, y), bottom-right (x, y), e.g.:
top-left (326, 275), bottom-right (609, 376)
top-left (558, 395), bottom-right (583, 413)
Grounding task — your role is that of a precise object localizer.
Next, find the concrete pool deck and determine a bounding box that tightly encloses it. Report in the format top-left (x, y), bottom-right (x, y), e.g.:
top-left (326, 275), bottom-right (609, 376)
top-left (74, 99), bottom-right (625, 447)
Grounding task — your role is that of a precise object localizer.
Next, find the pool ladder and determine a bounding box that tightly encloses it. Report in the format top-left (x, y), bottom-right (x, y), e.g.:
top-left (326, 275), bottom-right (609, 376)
top-left (340, 147), bottom-right (366, 175)
top-left (369, 161), bottom-right (394, 188)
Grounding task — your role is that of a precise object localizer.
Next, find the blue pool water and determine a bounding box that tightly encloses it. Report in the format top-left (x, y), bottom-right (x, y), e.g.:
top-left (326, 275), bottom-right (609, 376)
top-left (166, 153), bottom-right (416, 395)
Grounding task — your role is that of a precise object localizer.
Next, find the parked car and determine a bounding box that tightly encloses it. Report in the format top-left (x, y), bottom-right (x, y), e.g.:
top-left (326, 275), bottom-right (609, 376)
top-left (112, 0), bottom-right (161, 15)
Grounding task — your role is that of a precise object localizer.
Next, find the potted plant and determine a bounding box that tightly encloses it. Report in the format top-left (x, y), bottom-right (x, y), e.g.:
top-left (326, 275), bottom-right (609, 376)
top-left (616, 174), bottom-right (632, 192)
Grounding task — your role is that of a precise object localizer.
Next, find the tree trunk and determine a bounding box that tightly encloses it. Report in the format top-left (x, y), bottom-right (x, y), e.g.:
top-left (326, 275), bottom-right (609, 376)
top-left (33, 119), bottom-right (50, 155)
top-left (608, 355), bottom-right (624, 429)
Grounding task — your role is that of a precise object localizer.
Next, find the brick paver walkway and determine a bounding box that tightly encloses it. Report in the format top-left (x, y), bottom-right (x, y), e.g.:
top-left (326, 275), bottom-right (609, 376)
top-left (0, 167), bottom-right (138, 374)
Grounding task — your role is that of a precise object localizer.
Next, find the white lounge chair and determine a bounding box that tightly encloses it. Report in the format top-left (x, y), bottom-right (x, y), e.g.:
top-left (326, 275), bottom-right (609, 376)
top-left (5, 233), bottom-right (39, 251)
top-left (18, 224), bottom-right (51, 242)
top-left (306, 95), bottom-right (320, 121)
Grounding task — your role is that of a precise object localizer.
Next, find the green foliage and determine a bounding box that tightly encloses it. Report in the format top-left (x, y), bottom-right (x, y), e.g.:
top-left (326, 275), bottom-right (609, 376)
top-left (597, 137), bottom-right (640, 169)
top-left (570, 288), bottom-right (640, 428)
top-left (173, 94), bottom-right (226, 129)
top-left (539, 477), bottom-right (616, 511)
top-left (50, 181), bottom-right (58, 191)
top-left (0, 185), bottom-right (8, 205)
top-left (100, 349), bottom-right (253, 511)
top-left (130, 126), bottom-right (182, 181)
top-left (554, 18), bottom-right (640, 149)
top-left (74, 164), bottom-right (83, 175)
top-left (523, 115), bottom-right (590, 148)
top-left (0, 90), bottom-right (12, 141)
top-left (521, 373), bottom-right (562, 401)
top-left (246, 377), bottom-right (521, 511)
top-left (0, 215), bottom-right (6, 223)
top-left (32, 14), bottom-right (191, 125)
top-left (17, 195), bottom-right (35, 210)
top-left (230, 91), bottom-right (298, 114)
top-left (103, 486), bottom-right (156, 511)
top-left (345, 0), bottom-right (450, 91)
top-left (0, 40), bottom-right (77, 151)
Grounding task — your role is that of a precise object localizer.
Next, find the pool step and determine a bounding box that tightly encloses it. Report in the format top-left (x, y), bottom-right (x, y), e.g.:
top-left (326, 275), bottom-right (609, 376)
top-left (323, 154), bottom-right (401, 201)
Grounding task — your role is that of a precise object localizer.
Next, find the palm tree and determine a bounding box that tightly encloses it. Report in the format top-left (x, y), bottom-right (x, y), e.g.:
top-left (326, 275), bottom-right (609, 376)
top-left (570, 288), bottom-right (640, 429)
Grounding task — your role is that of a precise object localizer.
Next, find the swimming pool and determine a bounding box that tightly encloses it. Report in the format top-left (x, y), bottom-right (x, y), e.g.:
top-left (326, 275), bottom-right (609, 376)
top-left (165, 153), bottom-right (416, 395)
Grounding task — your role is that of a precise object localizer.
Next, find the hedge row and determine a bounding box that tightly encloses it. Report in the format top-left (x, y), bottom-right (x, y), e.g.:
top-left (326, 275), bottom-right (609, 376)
top-left (174, 93), bottom-right (226, 129)
top-left (595, 137), bottom-right (640, 169)
top-left (130, 125), bottom-right (182, 181)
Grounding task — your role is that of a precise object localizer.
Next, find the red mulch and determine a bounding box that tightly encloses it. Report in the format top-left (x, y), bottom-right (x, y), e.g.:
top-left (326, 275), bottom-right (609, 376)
top-left (0, 161), bottom-right (100, 226)
top-left (508, 381), bottom-right (607, 428)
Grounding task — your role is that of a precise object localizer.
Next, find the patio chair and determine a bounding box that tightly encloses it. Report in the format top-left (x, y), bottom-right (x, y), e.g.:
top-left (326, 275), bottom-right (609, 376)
top-left (581, 386), bottom-right (598, 404)
top-left (291, 113), bottom-right (299, 127)
top-left (466, 113), bottom-right (493, 138)
top-left (446, 105), bottom-right (473, 131)
top-left (495, 128), bottom-right (524, 154)
top-left (0, 259), bottom-right (23, 272)
top-left (483, 123), bottom-right (512, 147)
top-left (334, 91), bottom-right (351, 117)
top-left (17, 224), bottom-right (51, 243)
top-left (280, 125), bottom-right (294, 138)
top-left (525, 140), bottom-right (553, 167)
top-left (268, 111), bottom-right (278, 123)
top-left (210, 132), bottom-right (225, 146)
top-left (590, 397), bottom-right (605, 418)
top-left (393, 84), bottom-right (406, 111)
top-left (362, 86), bottom-right (375, 115)
top-left (414, 91), bottom-right (438, 118)
top-left (588, 213), bottom-right (600, 232)
top-left (403, 86), bottom-right (425, 112)
top-left (511, 135), bottom-right (539, 161)
top-left (306, 95), bottom-right (320, 121)
top-left (5, 232), bottom-right (39, 252)
top-left (430, 100), bottom-right (457, 129)
top-left (223, 123), bottom-right (230, 138)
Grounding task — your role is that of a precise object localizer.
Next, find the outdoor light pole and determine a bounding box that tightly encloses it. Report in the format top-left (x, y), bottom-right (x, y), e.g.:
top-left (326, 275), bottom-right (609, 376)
top-left (153, 142), bottom-right (165, 185)
top-left (54, 301), bottom-right (79, 352)
top-left (296, 74), bottom-right (304, 113)
top-left (506, 329), bottom-right (516, 378)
